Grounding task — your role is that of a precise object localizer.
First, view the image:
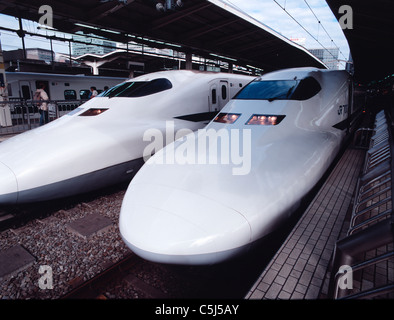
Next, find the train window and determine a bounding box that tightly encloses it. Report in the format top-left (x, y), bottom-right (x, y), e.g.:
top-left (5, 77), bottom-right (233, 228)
top-left (221, 85), bottom-right (227, 100)
top-left (234, 80), bottom-right (298, 101)
top-left (99, 82), bottom-right (147, 97)
top-left (211, 89), bottom-right (217, 104)
top-left (64, 90), bottom-right (77, 100)
top-left (234, 77), bottom-right (321, 101)
top-left (291, 77), bottom-right (321, 100)
top-left (21, 85), bottom-right (31, 100)
top-left (99, 78), bottom-right (172, 98)
top-left (80, 90), bottom-right (90, 100)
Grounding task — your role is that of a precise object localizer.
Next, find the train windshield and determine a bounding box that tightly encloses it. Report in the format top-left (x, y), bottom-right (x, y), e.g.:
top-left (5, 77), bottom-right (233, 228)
top-left (234, 77), bottom-right (321, 101)
top-left (99, 78), bottom-right (172, 98)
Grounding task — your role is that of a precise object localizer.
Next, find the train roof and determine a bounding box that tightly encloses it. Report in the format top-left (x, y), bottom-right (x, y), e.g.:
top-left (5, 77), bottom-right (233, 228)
top-left (5, 71), bottom-right (127, 81)
top-left (259, 67), bottom-right (350, 81)
top-left (126, 70), bottom-right (255, 84)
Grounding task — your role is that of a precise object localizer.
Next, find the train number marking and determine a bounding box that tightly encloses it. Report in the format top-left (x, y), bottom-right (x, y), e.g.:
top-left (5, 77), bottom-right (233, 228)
top-left (338, 104), bottom-right (348, 115)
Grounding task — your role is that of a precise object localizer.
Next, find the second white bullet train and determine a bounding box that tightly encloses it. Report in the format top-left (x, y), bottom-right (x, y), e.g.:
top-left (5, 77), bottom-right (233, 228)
top-left (119, 67), bottom-right (361, 265)
top-left (0, 70), bottom-right (254, 204)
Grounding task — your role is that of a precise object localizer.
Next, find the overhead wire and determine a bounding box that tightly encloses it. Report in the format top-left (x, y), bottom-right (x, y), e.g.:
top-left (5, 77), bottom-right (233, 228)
top-left (303, 0), bottom-right (348, 61)
top-left (224, 0), bottom-right (348, 67)
top-left (272, 1), bottom-right (332, 53)
top-left (272, 0), bottom-right (350, 67)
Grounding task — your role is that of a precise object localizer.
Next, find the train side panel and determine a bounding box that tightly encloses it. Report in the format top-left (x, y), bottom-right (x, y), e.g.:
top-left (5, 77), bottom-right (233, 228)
top-left (5, 72), bottom-right (126, 100)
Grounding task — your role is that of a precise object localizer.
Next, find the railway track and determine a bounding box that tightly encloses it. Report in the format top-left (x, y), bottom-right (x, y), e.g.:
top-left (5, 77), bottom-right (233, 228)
top-left (0, 183), bottom-right (214, 299)
top-left (0, 182), bottom-right (129, 231)
top-left (60, 253), bottom-right (169, 299)
top-left (61, 253), bottom-right (139, 299)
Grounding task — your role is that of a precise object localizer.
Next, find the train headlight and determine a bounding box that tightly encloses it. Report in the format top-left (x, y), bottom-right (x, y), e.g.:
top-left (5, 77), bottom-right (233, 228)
top-left (246, 114), bottom-right (285, 125)
top-left (213, 113), bottom-right (241, 124)
top-left (79, 108), bottom-right (109, 116)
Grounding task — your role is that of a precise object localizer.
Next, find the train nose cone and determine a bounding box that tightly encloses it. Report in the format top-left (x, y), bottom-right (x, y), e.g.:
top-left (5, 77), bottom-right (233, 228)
top-left (119, 184), bottom-right (252, 265)
top-left (0, 163), bottom-right (18, 204)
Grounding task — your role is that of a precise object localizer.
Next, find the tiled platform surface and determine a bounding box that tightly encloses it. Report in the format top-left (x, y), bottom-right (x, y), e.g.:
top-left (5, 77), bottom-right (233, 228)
top-left (246, 146), bottom-right (366, 299)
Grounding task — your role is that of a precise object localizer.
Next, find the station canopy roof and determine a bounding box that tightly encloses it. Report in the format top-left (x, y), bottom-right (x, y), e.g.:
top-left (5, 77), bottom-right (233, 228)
top-left (326, 0), bottom-right (394, 84)
top-left (0, 0), bottom-right (326, 73)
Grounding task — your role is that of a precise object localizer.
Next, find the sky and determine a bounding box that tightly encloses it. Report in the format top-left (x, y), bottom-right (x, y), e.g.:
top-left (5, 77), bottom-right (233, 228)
top-left (0, 0), bottom-right (350, 68)
top-left (221, 0), bottom-right (350, 67)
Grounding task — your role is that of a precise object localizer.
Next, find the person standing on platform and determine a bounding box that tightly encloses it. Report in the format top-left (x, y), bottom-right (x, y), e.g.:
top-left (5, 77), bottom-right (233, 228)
top-left (34, 83), bottom-right (49, 126)
top-left (89, 86), bottom-right (98, 99)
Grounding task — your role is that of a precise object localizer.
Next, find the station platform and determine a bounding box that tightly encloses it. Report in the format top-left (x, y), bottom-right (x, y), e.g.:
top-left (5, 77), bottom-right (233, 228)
top-left (245, 144), bottom-right (366, 299)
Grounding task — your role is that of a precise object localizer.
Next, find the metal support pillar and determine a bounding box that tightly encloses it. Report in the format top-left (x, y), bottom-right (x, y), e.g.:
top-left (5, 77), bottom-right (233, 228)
top-left (185, 52), bottom-right (192, 70)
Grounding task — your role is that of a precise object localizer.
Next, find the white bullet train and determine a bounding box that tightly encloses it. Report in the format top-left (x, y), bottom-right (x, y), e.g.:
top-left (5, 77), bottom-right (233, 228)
top-left (119, 67), bottom-right (360, 265)
top-left (0, 70), bottom-right (254, 204)
top-left (5, 71), bottom-right (127, 100)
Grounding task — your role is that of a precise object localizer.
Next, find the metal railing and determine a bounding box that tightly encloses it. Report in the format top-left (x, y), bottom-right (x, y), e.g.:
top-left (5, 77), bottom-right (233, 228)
top-left (329, 109), bottom-right (394, 299)
top-left (353, 128), bottom-right (374, 149)
top-left (0, 99), bottom-right (86, 135)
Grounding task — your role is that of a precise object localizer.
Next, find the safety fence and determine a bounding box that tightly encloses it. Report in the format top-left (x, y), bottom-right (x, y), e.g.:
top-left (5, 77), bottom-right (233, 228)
top-left (329, 109), bottom-right (394, 299)
top-left (0, 99), bottom-right (85, 135)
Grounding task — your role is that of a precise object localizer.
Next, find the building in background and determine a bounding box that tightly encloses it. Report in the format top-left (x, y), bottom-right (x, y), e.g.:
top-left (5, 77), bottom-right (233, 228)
top-left (308, 48), bottom-right (339, 70)
top-left (4, 48), bottom-right (55, 64)
top-left (290, 38), bottom-right (340, 70)
top-left (72, 33), bottom-right (116, 57)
